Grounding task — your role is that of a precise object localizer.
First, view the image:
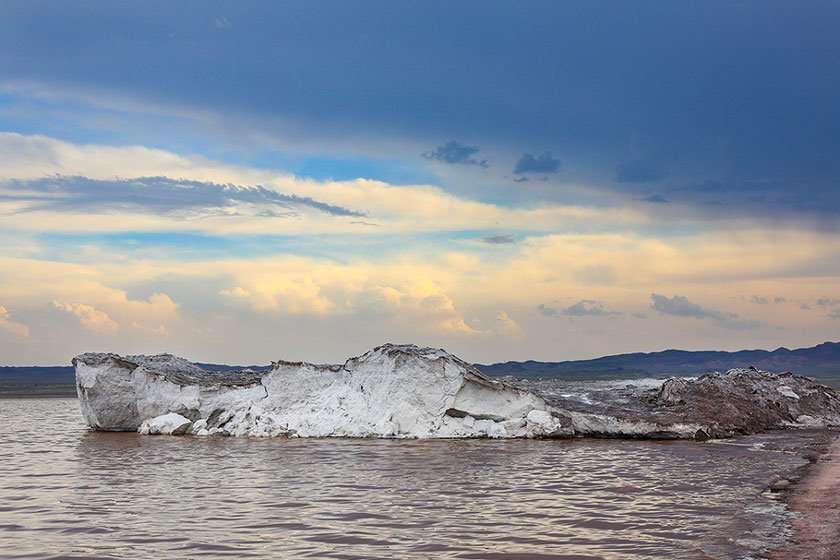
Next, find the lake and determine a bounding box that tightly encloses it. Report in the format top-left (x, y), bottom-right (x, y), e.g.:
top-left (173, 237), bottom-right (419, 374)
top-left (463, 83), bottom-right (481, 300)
top-left (0, 398), bottom-right (816, 559)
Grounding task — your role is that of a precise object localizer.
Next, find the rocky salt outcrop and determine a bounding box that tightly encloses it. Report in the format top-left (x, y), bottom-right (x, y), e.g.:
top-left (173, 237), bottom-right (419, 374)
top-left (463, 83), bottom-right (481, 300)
top-left (73, 344), bottom-right (569, 438)
top-left (139, 412), bottom-right (193, 435)
top-left (651, 367), bottom-right (840, 437)
top-left (73, 345), bottom-right (840, 440)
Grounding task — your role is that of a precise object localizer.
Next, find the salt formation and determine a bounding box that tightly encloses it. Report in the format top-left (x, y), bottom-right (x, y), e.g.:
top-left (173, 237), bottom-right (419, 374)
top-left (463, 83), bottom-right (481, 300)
top-left (73, 345), bottom-right (840, 439)
top-left (74, 344), bottom-right (568, 438)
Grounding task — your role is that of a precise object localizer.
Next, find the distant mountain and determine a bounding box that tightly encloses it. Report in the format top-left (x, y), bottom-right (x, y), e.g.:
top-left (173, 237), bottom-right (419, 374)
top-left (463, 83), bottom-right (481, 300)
top-left (3, 342), bottom-right (840, 388)
top-left (476, 342), bottom-right (840, 379)
top-left (0, 362), bottom-right (271, 387)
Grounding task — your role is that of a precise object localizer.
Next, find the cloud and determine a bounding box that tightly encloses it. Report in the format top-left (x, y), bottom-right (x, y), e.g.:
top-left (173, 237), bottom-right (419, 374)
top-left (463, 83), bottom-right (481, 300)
top-left (2, 175), bottom-right (363, 217)
top-left (750, 296), bottom-right (769, 304)
top-left (52, 301), bottom-right (119, 334)
top-left (1, 220), bottom-right (838, 362)
top-left (650, 293), bottom-right (717, 319)
top-left (829, 309), bottom-right (840, 320)
top-left (131, 322), bottom-right (168, 336)
top-left (214, 16), bottom-right (232, 30)
top-left (0, 305), bottom-right (29, 337)
top-left (564, 300), bottom-right (621, 317)
top-left (539, 300), bottom-right (620, 317)
top-left (615, 160), bottom-right (665, 183)
top-left (3, 5), bottom-right (840, 225)
top-left (513, 152), bottom-right (560, 175)
top-left (494, 311), bottom-right (522, 336)
top-left (481, 235), bottom-right (516, 245)
top-left (641, 194), bottom-right (669, 204)
top-left (0, 133), bottom-right (646, 236)
top-left (774, 297), bottom-right (786, 303)
top-left (816, 298), bottom-right (840, 307)
top-left (220, 286), bottom-right (251, 299)
top-left (650, 293), bottom-right (758, 329)
top-left (422, 141), bottom-right (488, 167)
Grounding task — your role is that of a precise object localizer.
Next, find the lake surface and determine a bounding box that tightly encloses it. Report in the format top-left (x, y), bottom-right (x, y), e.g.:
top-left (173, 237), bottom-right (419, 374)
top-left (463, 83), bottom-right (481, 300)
top-left (0, 398), bottom-right (816, 559)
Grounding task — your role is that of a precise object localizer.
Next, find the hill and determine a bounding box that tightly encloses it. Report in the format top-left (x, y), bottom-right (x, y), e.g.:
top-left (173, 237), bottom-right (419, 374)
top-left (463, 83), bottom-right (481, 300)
top-left (476, 342), bottom-right (840, 378)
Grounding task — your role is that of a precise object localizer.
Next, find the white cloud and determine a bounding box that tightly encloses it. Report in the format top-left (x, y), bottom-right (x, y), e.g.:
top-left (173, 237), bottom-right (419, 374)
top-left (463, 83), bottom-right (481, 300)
top-left (494, 311), bottom-right (522, 336)
top-left (0, 305), bottom-right (29, 338)
top-left (53, 301), bottom-right (119, 334)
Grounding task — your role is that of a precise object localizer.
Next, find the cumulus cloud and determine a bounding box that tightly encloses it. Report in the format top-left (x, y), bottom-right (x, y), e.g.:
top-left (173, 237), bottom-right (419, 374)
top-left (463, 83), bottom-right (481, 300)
top-left (513, 152), bottom-right (560, 175)
top-left (1, 175), bottom-right (363, 217)
top-left (52, 301), bottom-right (119, 334)
top-left (538, 300), bottom-right (620, 317)
top-left (0, 305), bottom-right (29, 337)
top-left (494, 311), bottom-right (522, 336)
top-left (615, 160), bottom-right (665, 183)
top-left (650, 293), bottom-right (757, 329)
top-left (422, 141), bottom-right (488, 167)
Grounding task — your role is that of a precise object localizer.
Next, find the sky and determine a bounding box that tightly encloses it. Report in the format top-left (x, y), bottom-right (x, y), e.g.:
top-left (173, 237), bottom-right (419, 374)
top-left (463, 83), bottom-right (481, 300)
top-left (1, 1), bottom-right (839, 365)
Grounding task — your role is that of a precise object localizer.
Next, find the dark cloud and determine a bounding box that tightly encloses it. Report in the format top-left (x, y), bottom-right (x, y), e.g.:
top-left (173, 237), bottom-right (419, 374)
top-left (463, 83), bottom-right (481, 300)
top-left (513, 152), bottom-right (560, 175)
top-left (422, 141), bottom-right (488, 167)
top-left (641, 194), bottom-right (669, 204)
top-left (481, 235), bottom-right (516, 245)
top-left (0, 175), bottom-right (364, 217)
top-left (816, 298), bottom-right (840, 307)
top-left (615, 160), bottom-right (665, 183)
top-left (650, 293), bottom-right (758, 329)
top-left (774, 297), bottom-right (786, 304)
top-left (3, 4), bottom-right (840, 222)
top-left (539, 300), bottom-right (620, 317)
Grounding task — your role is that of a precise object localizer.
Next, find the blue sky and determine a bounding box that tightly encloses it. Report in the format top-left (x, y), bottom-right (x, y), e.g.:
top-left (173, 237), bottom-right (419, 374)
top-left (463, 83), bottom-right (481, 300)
top-left (0, 2), bottom-right (839, 364)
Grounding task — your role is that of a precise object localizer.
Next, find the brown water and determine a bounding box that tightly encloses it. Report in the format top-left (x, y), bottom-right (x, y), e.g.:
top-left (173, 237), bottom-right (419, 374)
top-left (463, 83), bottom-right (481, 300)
top-left (0, 398), bottom-right (815, 559)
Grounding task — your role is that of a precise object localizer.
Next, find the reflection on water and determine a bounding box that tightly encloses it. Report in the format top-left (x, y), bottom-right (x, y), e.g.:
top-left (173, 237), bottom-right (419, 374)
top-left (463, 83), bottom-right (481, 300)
top-left (0, 398), bottom-right (811, 559)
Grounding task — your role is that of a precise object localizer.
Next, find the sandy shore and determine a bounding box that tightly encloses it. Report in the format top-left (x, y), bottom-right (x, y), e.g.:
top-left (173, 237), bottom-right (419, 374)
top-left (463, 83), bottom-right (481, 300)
top-left (768, 431), bottom-right (840, 560)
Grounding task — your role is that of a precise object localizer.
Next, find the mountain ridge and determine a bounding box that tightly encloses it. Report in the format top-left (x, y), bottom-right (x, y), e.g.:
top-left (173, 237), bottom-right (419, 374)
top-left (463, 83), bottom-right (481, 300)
top-left (2, 342), bottom-right (840, 387)
top-left (475, 341), bottom-right (840, 378)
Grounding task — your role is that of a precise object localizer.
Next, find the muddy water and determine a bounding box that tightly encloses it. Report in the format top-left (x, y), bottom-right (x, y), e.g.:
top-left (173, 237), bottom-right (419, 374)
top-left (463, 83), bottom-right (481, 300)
top-left (0, 398), bottom-right (816, 559)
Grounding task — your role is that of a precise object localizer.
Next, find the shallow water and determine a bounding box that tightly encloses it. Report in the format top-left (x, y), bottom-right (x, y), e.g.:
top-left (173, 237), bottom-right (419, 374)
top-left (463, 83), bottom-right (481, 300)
top-left (0, 398), bottom-right (815, 559)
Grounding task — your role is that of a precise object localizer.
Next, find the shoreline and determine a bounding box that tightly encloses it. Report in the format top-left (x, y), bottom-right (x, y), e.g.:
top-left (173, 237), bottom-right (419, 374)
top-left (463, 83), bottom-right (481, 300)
top-left (768, 430), bottom-right (840, 559)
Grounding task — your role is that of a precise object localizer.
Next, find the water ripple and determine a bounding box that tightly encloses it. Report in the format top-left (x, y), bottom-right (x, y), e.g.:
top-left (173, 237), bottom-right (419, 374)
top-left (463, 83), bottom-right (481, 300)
top-left (0, 398), bottom-right (814, 559)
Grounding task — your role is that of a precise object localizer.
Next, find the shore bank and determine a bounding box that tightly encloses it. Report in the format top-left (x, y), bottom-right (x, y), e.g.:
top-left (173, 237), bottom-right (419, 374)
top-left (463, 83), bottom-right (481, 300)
top-left (769, 430), bottom-right (840, 559)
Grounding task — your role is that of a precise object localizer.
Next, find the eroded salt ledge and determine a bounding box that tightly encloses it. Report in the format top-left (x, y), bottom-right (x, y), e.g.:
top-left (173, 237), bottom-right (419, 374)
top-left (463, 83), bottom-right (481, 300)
top-left (73, 343), bottom-right (840, 439)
